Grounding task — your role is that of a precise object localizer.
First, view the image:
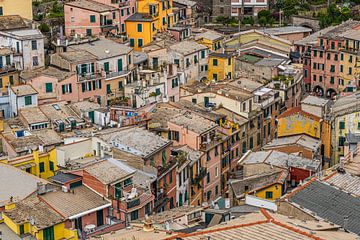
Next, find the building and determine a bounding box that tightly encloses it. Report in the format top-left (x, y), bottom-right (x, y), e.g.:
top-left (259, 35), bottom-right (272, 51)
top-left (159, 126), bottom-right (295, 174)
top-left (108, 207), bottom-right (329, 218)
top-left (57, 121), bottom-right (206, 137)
top-left (64, 0), bottom-right (119, 37)
top-left (263, 134), bottom-right (321, 160)
top-left (300, 20), bottom-right (360, 97)
top-left (0, 28), bottom-right (45, 70)
top-left (280, 176), bottom-right (360, 236)
top-left (98, 127), bottom-right (176, 212)
top-left (0, 0), bottom-right (33, 20)
top-left (260, 26), bottom-right (312, 43)
top-left (3, 192), bottom-right (78, 240)
top-left (169, 40), bottom-right (208, 83)
top-left (173, 0), bottom-right (210, 27)
top-left (194, 29), bottom-right (224, 52)
top-left (277, 100), bottom-right (332, 164)
top-left (68, 38), bottom-right (135, 103)
top-left (0, 48), bottom-right (19, 96)
top-left (0, 148), bottom-right (57, 180)
top-left (49, 50), bottom-right (105, 103)
top-left (1, 128), bottom-right (62, 158)
top-left (229, 170), bottom-right (288, 203)
top-left (238, 150), bottom-right (321, 186)
top-left (125, 0), bottom-right (174, 50)
top-left (208, 52), bottom-right (234, 81)
top-left (230, 0), bottom-right (268, 18)
top-left (331, 92), bottom-right (360, 163)
top-left (9, 85), bottom-right (38, 117)
top-left (0, 163), bottom-right (47, 211)
top-left (64, 0), bottom-right (138, 37)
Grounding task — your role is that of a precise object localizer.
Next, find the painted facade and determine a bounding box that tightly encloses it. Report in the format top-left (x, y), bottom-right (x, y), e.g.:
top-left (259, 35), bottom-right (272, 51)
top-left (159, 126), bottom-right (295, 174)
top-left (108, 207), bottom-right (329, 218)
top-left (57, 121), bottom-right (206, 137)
top-left (208, 53), bottom-right (234, 81)
top-left (0, 0), bottom-right (33, 20)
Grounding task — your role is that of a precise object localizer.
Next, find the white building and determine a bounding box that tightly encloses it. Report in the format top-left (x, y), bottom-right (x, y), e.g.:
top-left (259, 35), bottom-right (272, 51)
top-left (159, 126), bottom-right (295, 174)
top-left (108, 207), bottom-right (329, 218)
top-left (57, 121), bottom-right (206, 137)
top-left (9, 84), bottom-right (38, 117)
top-left (0, 29), bottom-right (45, 70)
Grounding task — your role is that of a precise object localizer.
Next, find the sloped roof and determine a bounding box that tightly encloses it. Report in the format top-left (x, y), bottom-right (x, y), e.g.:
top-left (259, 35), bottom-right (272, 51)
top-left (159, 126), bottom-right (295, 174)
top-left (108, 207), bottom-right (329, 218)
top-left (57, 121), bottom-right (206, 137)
top-left (289, 180), bottom-right (360, 235)
top-left (40, 185), bottom-right (110, 218)
top-left (324, 172), bottom-right (360, 197)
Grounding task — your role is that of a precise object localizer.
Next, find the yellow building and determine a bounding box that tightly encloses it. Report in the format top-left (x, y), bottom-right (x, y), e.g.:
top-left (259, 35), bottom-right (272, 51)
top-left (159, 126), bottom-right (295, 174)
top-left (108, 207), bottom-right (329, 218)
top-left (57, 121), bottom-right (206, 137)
top-left (195, 30), bottom-right (224, 52)
top-left (230, 171), bottom-right (286, 204)
top-left (208, 52), bottom-right (234, 81)
top-left (0, 0), bottom-right (33, 20)
top-left (126, 0), bottom-right (173, 50)
top-left (277, 107), bottom-right (321, 139)
top-left (3, 196), bottom-right (78, 240)
top-left (0, 48), bottom-right (20, 94)
top-left (0, 148), bottom-right (58, 180)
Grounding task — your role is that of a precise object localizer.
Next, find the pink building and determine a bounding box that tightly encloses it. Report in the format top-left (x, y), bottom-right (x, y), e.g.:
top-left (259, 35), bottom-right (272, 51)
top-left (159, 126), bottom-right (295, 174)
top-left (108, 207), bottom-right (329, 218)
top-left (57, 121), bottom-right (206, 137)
top-left (65, 0), bottom-right (136, 37)
top-left (167, 113), bottom-right (223, 202)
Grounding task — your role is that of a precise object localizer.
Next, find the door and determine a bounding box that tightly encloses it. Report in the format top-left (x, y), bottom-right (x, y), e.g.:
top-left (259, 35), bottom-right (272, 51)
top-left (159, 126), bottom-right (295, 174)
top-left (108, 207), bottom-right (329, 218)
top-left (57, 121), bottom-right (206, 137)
top-left (75, 217), bottom-right (83, 232)
top-left (204, 96), bottom-right (209, 107)
top-left (179, 193), bottom-right (183, 206)
top-left (89, 111), bottom-right (95, 123)
top-left (104, 62), bottom-right (110, 74)
top-left (96, 209), bottom-right (104, 226)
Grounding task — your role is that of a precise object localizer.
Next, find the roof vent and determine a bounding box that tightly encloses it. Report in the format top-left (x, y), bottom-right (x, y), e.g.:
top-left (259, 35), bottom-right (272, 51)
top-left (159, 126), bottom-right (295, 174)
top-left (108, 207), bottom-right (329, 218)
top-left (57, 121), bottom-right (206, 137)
top-left (105, 49), bottom-right (110, 54)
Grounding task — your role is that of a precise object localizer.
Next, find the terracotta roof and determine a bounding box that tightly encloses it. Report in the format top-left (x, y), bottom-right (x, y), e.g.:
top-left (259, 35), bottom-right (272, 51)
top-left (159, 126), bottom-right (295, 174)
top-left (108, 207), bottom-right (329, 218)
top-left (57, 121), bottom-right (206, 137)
top-left (278, 106), bottom-right (321, 121)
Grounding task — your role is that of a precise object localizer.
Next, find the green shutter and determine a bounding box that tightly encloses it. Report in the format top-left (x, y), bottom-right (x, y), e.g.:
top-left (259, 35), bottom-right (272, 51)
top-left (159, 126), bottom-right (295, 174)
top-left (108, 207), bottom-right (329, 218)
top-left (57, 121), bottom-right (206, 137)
top-left (213, 59), bottom-right (218, 66)
top-left (43, 226), bottom-right (55, 240)
top-left (90, 15), bottom-right (96, 23)
top-left (201, 50), bottom-right (205, 59)
top-left (339, 121), bottom-right (345, 129)
top-left (137, 23), bottom-right (142, 32)
top-left (162, 151), bottom-right (166, 166)
top-left (118, 59), bottom-right (123, 72)
top-left (62, 85), bottom-right (66, 94)
top-left (107, 84), bottom-right (111, 94)
top-left (82, 83), bottom-right (86, 92)
top-left (45, 83), bottom-right (53, 93)
top-left (69, 84), bottom-right (72, 93)
top-left (130, 38), bottom-right (135, 47)
top-left (138, 39), bottom-right (143, 47)
top-left (115, 183), bottom-right (122, 198)
top-left (104, 62), bottom-right (109, 73)
top-left (39, 162), bottom-right (45, 173)
top-left (49, 161), bottom-right (54, 171)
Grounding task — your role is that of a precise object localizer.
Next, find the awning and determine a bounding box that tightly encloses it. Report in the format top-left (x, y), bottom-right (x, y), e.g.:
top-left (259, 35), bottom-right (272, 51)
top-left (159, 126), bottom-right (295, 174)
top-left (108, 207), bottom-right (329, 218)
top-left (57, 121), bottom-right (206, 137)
top-left (100, 11), bottom-right (111, 16)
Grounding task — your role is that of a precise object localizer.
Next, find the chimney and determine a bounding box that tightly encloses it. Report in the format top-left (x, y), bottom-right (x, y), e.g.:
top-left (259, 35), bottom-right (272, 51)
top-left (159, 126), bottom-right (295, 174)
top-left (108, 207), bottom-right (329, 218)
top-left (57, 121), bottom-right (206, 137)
top-left (143, 215), bottom-right (154, 232)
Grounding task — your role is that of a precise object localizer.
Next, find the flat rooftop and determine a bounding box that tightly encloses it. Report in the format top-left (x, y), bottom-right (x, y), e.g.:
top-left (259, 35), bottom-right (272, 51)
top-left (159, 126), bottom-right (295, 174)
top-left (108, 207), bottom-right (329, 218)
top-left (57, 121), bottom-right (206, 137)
top-left (263, 134), bottom-right (321, 152)
top-left (65, 0), bottom-right (117, 12)
top-left (169, 113), bottom-right (217, 135)
top-left (10, 84), bottom-right (37, 96)
top-left (19, 107), bottom-right (49, 125)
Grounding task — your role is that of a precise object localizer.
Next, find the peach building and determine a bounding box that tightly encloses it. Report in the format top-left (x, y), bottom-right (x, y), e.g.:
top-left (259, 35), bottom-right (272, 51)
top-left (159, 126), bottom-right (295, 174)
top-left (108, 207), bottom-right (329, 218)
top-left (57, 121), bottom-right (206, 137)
top-left (65, 0), bottom-right (136, 37)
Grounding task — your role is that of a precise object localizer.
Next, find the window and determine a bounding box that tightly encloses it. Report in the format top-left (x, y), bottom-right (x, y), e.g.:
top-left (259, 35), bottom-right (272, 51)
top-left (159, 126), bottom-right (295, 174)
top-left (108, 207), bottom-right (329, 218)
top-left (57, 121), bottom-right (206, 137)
top-left (162, 17), bottom-right (166, 25)
top-left (150, 157), bottom-right (155, 167)
top-left (130, 38), bottom-right (135, 47)
top-left (130, 210), bottom-right (139, 220)
top-left (330, 76), bottom-right (334, 84)
top-left (330, 65), bottom-right (335, 72)
top-left (169, 197), bottom-right (174, 209)
top-left (249, 137), bottom-right (253, 149)
top-left (0, 7), bottom-right (3, 16)
top-left (339, 136), bottom-right (346, 146)
top-left (213, 59), bottom-right (218, 66)
top-left (206, 172), bottom-right (210, 183)
top-left (162, 150), bottom-right (167, 166)
top-left (114, 182), bottom-right (121, 198)
top-left (331, 41), bottom-right (335, 49)
top-left (45, 83), bottom-right (53, 93)
top-left (201, 50), bottom-right (205, 59)
top-left (138, 39), bottom-right (143, 47)
top-left (265, 191), bottom-right (273, 199)
top-left (61, 84), bottom-right (72, 94)
top-left (358, 122), bottom-right (360, 130)
top-left (127, 8), bottom-right (130, 15)
top-left (39, 162), bottom-right (45, 173)
top-left (9, 75), bottom-right (13, 85)
top-left (90, 15), bottom-right (96, 23)
top-left (349, 67), bottom-right (353, 75)
top-left (334, 54), bottom-right (338, 61)
top-left (24, 96), bottom-right (32, 106)
top-left (121, 9), bottom-right (124, 16)
top-left (242, 141), bottom-right (246, 153)
top-left (215, 167), bottom-right (218, 177)
top-left (313, 50), bottom-right (317, 57)
top-left (349, 55), bottom-right (353, 63)
top-left (31, 40), bottom-right (37, 50)
top-left (0, 78), bottom-right (2, 88)
top-left (340, 53), bottom-right (344, 61)
top-left (215, 185), bottom-right (219, 195)
top-left (49, 161), bottom-right (54, 171)
top-left (113, 12), bottom-right (116, 19)
top-left (137, 23), bottom-right (142, 32)
top-left (340, 65), bottom-right (344, 72)
top-left (33, 56), bottom-right (39, 66)
top-left (339, 121), bottom-right (345, 129)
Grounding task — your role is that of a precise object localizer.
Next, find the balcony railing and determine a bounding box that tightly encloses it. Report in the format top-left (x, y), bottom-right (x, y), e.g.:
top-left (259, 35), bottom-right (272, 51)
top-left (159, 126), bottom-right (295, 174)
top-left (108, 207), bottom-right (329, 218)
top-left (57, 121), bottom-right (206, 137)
top-left (119, 1), bottom-right (130, 7)
top-left (105, 70), bottom-right (130, 79)
top-left (78, 72), bottom-right (102, 82)
top-left (191, 167), bottom-right (206, 186)
top-left (126, 198), bottom-right (140, 209)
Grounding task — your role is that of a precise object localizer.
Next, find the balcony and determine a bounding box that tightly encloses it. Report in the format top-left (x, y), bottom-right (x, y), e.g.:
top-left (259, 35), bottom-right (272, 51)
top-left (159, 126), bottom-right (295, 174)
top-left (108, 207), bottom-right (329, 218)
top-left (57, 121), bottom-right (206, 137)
top-left (154, 191), bottom-right (168, 209)
top-left (119, 1), bottom-right (130, 7)
top-left (78, 72), bottom-right (102, 82)
top-left (157, 159), bottom-right (177, 177)
top-left (0, 64), bottom-right (16, 74)
top-left (191, 167), bottom-right (206, 186)
top-left (105, 70), bottom-right (130, 80)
